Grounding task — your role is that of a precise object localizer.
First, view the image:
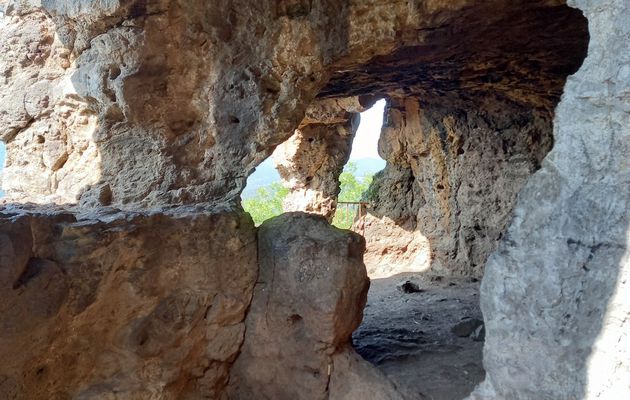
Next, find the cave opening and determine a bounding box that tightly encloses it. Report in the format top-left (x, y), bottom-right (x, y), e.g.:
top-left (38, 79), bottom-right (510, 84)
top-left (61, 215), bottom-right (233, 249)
top-left (309, 3), bottom-right (590, 398)
top-left (1, 0), bottom-right (624, 398)
top-left (242, 99), bottom-right (387, 228)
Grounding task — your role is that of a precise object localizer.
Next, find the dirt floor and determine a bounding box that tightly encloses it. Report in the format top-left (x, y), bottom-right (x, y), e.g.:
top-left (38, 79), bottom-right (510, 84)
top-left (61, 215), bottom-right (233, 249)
top-left (352, 273), bottom-right (485, 400)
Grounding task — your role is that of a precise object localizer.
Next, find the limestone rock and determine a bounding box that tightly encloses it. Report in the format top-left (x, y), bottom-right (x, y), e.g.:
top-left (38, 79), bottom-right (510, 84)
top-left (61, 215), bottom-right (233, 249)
top-left (468, 0), bottom-right (630, 398)
top-left (0, 6), bottom-right (100, 204)
top-left (0, 207), bottom-right (258, 399)
top-left (1, 1), bottom-right (587, 210)
top-left (274, 99), bottom-right (364, 220)
top-left (0, 0), bottom-right (403, 208)
top-left (0, 1), bottom-right (628, 399)
top-left (366, 96), bottom-right (554, 277)
top-left (227, 213), bottom-right (409, 400)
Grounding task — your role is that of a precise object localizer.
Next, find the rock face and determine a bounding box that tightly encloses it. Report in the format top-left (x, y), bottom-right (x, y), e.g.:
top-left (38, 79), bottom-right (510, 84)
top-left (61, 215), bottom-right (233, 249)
top-left (228, 213), bottom-right (410, 400)
top-left (0, 209), bottom-right (408, 399)
top-left (0, 0), bottom-right (628, 399)
top-left (274, 98), bottom-right (368, 220)
top-left (0, 0), bottom-right (403, 207)
top-left (365, 96), bottom-right (554, 277)
top-left (0, 1), bottom-right (587, 210)
top-left (0, 7), bottom-right (100, 203)
top-left (0, 207), bottom-right (258, 399)
top-left (468, 0), bottom-right (630, 398)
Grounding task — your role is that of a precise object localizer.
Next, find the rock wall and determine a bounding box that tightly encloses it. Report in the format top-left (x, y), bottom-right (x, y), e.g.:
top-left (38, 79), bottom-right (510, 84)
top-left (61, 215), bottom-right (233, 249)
top-left (273, 98), bottom-right (368, 221)
top-left (0, 207), bottom-right (258, 399)
top-left (365, 96), bottom-right (553, 277)
top-left (228, 213), bottom-right (411, 400)
top-left (0, 209), bottom-right (407, 399)
top-left (0, 1), bottom-right (587, 210)
top-left (1, 0), bottom-right (628, 399)
top-left (469, 0), bottom-right (630, 398)
top-left (0, 0), bottom-right (407, 207)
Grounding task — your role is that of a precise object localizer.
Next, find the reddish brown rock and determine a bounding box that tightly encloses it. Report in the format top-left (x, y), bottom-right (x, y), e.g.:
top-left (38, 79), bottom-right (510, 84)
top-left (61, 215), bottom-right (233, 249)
top-left (227, 213), bottom-right (411, 400)
top-left (0, 207), bottom-right (258, 399)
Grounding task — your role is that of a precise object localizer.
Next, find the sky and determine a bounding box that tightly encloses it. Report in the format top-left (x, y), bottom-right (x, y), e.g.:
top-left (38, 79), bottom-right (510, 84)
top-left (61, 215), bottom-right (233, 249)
top-left (349, 99), bottom-right (386, 161)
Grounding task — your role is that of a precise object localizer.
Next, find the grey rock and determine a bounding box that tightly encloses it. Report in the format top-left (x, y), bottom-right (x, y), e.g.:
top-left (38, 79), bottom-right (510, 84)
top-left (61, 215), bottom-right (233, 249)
top-left (468, 0), bottom-right (630, 398)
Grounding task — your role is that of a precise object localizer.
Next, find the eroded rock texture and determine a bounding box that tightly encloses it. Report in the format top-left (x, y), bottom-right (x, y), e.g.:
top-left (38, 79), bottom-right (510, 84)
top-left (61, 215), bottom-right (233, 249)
top-left (1, 1), bottom-right (587, 211)
top-left (0, 209), bottom-right (408, 400)
top-left (274, 98), bottom-right (369, 220)
top-left (0, 0), bottom-right (628, 399)
top-left (0, 207), bottom-right (258, 399)
top-left (323, 2), bottom-right (590, 278)
top-left (228, 213), bottom-right (411, 400)
top-left (469, 0), bottom-right (630, 398)
top-left (365, 96), bottom-right (553, 277)
top-left (0, 0), bottom-right (405, 207)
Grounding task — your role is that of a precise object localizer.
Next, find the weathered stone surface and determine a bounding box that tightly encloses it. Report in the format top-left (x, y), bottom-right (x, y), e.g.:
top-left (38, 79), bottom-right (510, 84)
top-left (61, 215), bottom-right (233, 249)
top-left (0, 0), bottom-right (628, 399)
top-left (0, 6), bottom-right (100, 203)
top-left (0, 1), bottom-right (587, 210)
top-left (0, 0), bottom-right (403, 207)
top-left (274, 99), bottom-right (367, 220)
top-left (0, 206), bottom-right (258, 399)
top-left (365, 96), bottom-right (553, 277)
top-left (228, 213), bottom-right (410, 400)
top-left (468, 0), bottom-right (630, 398)
top-left (361, 212), bottom-right (432, 278)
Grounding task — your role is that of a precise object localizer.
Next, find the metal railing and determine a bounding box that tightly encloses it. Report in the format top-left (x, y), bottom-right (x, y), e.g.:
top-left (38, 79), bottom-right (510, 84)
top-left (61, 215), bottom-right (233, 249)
top-left (334, 201), bottom-right (369, 234)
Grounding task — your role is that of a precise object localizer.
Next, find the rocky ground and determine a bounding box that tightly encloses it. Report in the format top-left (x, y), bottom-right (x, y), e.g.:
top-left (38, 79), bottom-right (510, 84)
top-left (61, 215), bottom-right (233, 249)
top-left (353, 273), bottom-right (485, 400)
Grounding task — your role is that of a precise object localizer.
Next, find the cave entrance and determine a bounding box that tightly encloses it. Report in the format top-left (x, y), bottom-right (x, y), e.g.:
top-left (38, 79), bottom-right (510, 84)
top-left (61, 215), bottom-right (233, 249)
top-left (242, 98), bottom-right (386, 229)
top-left (315, 3), bottom-right (589, 396)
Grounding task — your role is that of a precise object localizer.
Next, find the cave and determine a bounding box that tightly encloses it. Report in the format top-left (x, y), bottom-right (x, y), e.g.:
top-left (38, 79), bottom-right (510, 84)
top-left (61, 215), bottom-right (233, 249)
top-left (0, 1), bottom-right (628, 400)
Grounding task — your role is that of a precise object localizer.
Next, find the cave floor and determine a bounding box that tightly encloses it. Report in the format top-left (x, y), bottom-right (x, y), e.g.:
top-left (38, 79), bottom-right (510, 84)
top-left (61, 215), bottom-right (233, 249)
top-left (353, 273), bottom-right (485, 400)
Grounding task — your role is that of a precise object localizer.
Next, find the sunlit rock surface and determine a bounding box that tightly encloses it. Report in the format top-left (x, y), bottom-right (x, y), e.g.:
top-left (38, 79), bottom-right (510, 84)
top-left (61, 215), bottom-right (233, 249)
top-left (0, 0), bottom-right (627, 399)
top-left (274, 98), bottom-right (371, 221)
top-left (469, 0), bottom-right (630, 398)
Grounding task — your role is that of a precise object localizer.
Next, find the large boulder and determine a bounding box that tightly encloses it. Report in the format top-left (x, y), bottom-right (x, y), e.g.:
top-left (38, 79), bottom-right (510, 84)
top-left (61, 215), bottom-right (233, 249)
top-left (228, 213), bottom-right (413, 400)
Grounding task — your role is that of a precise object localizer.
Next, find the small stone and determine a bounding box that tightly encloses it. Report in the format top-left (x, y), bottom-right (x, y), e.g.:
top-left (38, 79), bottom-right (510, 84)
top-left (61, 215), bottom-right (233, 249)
top-left (397, 280), bottom-right (423, 293)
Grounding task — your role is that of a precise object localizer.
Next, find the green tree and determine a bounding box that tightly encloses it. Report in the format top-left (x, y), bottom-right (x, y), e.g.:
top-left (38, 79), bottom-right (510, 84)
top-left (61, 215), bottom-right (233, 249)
top-left (332, 163), bottom-right (373, 229)
top-left (242, 162), bottom-right (374, 228)
top-left (242, 182), bottom-right (289, 226)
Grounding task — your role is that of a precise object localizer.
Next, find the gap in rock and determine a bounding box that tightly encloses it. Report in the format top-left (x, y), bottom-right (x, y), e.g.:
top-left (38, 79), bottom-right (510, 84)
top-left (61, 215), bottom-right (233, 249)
top-left (241, 100), bottom-right (386, 228)
top-left (349, 100), bottom-right (486, 400)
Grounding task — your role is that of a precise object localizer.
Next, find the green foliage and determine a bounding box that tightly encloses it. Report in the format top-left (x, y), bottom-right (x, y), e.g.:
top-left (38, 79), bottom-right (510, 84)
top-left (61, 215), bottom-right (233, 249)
top-left (242, 162), bottom-right (374, 228)
top-left (242, 182), bottom-right (289, 226)
top-left (360, 169), bottom-right (383, 203)
top-left (333, 163), bottom-right (373, 229)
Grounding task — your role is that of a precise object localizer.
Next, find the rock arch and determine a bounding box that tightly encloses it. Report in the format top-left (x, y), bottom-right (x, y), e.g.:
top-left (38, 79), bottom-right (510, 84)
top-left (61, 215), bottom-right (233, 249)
top-left (0, 1), bottom-right (627, 399)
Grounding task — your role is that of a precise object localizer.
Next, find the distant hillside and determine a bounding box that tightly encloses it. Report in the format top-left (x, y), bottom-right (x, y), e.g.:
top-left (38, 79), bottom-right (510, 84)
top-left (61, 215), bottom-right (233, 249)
top-left (241, 158), bottom-right (281, 199)
top-left (349, 157), bottom-right (386, 177)
top-left (242, 157), bottom-right (385, 199)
